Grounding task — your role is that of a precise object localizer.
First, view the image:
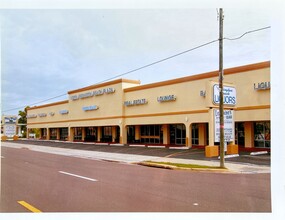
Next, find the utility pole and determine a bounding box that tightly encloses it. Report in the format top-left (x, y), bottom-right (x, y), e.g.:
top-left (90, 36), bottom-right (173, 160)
top-left (219, 8), bottom-right (225, 168)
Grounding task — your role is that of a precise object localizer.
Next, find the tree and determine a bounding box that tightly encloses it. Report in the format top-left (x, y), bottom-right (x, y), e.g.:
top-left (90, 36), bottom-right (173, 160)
top-left (18, 106), bottom-right (29, 137)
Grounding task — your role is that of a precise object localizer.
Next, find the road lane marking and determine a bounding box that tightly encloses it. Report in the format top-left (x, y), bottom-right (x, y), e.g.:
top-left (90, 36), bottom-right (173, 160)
top-left (17, 201), bottom-right (42, 213)
top-left (59, 171), bottom-right (97, 182)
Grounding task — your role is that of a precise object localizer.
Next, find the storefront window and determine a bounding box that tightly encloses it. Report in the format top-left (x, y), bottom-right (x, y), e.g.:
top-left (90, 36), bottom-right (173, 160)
top-left (74, 127), bottom-right (82, 141)
top-left (50, 128), bottom-right (57, 140)
top-left (60, 128), bottom-right (68, 141)
top-left (41, 128), bottom-right (47, 139)
top-left (170, 124), bottom-right (186, 145)
top-left (102, 126), bottom-right (112, 142)
top-left (141, 125), bottom-right (162, 144)
top-left (235, 122), bottom-right (245, 147)
top-left (254, 122), bottom-right (270, 148)
top-left (191, 124), bottom-right (199, 145)
top-left (85, 127), bottom-right (97, 142)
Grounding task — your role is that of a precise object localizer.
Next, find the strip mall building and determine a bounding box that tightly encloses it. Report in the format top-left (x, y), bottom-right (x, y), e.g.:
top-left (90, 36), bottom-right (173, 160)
top-left (27, 61), bottom-right (270, 150)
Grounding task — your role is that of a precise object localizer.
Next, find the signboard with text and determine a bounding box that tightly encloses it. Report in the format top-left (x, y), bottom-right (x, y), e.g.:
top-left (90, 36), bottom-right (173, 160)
top-left (214, 109), bottom-right (234, 142)
top-left (213, 84), bottom-right (236, 106)
top-left (4, 124), bottom-right (17, 137)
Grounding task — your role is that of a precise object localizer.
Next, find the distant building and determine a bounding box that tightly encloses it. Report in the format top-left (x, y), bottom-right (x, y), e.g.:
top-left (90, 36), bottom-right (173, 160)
top-left (26, 61), bottom-right (270, 150)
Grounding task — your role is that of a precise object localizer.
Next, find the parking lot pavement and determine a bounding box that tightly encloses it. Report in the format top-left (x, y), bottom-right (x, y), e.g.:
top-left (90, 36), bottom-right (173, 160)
top-left (7, 139), bottom-right (271, 167)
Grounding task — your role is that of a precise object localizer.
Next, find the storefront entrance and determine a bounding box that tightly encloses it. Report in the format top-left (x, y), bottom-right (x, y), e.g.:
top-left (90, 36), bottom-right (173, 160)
top-left (170, 124), bottom-right (186, 145)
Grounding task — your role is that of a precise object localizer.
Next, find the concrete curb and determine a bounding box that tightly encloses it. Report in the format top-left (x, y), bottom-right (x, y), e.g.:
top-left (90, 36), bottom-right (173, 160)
top-left (137, 161), bottom-right (230, 172)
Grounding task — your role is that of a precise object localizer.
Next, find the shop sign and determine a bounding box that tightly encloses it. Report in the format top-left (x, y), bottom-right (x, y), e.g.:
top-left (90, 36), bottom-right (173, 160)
top-left (49, 112), bottom-right (55, 116)
top-left (213, 84), bottom-right (236, 106)
top-left (124, 98), bottom-right (148, 106)
top-left (27, 114), bottom-right (37, 118)
top-left (157, 95), bottom-right (176, 102)
top-left (254, 81), bottom-right (270, 90)
top-left (59, 109), bottom-right (69, 114)
top-left (82, 105), bottom-right (99, 111)
top-left (70, 88), bottom-right (115, 101)
top-left (4, 124), bottom-right (16, 137)
top-left (38, 113), bottom-right (47, 117)
top-left (4, 116), bottom-right (17, 124)
top-left (214, 109), bottom-right (234, 142)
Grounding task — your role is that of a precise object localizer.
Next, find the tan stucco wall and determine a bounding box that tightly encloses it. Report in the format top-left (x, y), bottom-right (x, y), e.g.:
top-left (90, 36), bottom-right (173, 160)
top-left (27, 62), bottom-right (270, 131)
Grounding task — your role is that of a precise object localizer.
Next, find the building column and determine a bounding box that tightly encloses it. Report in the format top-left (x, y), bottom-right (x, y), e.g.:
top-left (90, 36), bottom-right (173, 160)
top-left (120, 124), bottom-right (127, 145)
top-left (97, 127), bottom-right (102, 142)
top-left (26, 128), bottom-right (30, 139)
top-left (244, 122), bottom-right (254, 148)
top-left (82, 128), bottom-right (86, 141)
top-left (56, 128), bottom-right (60, 140)
top-left (112, 126), bottom-right (117, 142)
top-left (208, 108), bottom-right (215, 146)
top-left (162, 124), bottom-right (170, 145)
top-left (46, 128), bottom-right (50, 140)
top-left (198, 123), bottom-right (207, 146)
top-left (69, 127), bottom-right (74, 142)
top-left (186, 124), bottom-right (192, 148)
top-left (135, 125), bottom-right (141, 142)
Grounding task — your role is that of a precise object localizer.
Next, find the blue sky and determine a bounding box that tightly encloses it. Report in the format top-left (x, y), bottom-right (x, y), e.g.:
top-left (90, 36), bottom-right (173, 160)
top-left (1, 8), bottom-right (271, 115)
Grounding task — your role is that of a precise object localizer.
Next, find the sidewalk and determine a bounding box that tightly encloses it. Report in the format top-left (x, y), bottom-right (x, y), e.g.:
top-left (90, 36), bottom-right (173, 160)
top-left (1, 141), bottom-right (270, 174)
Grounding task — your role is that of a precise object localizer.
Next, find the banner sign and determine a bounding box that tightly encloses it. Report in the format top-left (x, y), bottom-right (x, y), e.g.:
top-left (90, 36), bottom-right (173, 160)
top-left (214, 109), bottom-right (234, 142)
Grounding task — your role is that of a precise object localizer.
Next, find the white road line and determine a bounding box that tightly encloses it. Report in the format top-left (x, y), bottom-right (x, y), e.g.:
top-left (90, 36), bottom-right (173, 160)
top-left (59, 171), bottom-right (97, 182)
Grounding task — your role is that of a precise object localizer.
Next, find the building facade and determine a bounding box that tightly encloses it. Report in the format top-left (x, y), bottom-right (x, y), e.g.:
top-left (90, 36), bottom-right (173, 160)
top-left (27, 61), bottom-right (270, 149)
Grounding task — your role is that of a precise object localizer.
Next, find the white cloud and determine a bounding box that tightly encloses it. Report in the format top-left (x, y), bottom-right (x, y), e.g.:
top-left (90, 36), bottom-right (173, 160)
top-left (1, 9), bottom-right (270, 114)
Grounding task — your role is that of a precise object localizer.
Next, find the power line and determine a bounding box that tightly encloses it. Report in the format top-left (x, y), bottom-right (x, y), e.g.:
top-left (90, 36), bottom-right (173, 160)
top-left (224, 26), bottom-right (270, 41)
top-left (2, 26), bottom-right (270, 113)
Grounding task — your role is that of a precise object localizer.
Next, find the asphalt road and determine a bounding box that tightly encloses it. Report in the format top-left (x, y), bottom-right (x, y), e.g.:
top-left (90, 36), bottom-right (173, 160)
top-left (1, 147), bottom-right (271, 212)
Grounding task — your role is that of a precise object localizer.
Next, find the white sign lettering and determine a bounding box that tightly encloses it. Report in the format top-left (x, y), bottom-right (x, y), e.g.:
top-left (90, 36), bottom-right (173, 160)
top-left (59, 110), bottom-right (69, 114)
top-left (38, 113), bottom-right (47, 117)
top-left (124, 99), bottom-right (148, 106)
top-left (27, 114), bottom-right (37, 118)
top-left (70, 88), bottom-right (115, 101)
top-left (157, 95), bottom-right (176, 102)
top-left (213, 84), bottom-right (236, 106)
top-left (82, 105), bottom-right (99, 111)
top-left (214, 109), bottom-right (234, 142)
top-left (254, 82), bottom-right (270, 90)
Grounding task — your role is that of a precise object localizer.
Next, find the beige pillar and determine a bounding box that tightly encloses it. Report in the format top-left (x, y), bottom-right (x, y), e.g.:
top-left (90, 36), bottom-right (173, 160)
top-left (56, 128), bottom-right (60, 140)
top-left (162, 124), bottom-right (170, 145)
top-left (135, 125), bottom-right (141, 141)
top-left (97, 127), bottom-right (102, 142)
top-left (198, 123), bottom-right (206, 146)
top-left (120, 124), bottom-right (127, 145)
top-left (82, 128), bottom-right (86, 141)
top-left (69, 127), bottom-right (74, 142)
top-left (208, 108), bottom-right (215, 146)
top-left (244, 122), bottom-right (254, 148)
top-left (26, 128), bottom-right (30, 139)
top-left (186, 124), bottom-right (192, 147)
top-left (46, 128), bottom-right (50, 140)
top-left (112, 126), bottom-right (117, 142)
